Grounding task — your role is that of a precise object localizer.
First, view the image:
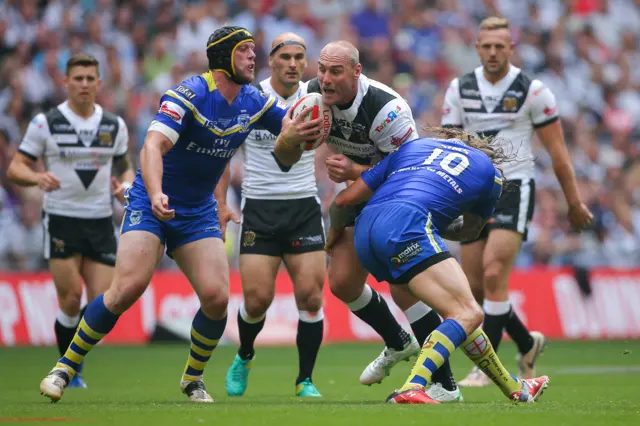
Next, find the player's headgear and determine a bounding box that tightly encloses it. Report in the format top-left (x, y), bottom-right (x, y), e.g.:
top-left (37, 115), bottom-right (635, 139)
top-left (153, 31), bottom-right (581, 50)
top-left (206, 26), bottom-right (254, 84)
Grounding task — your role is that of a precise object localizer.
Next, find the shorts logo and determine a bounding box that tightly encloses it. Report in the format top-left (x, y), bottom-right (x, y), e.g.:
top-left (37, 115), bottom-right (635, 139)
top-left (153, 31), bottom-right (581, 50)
top-left (243, 230), bottom-right (256, 247)
top-left (495, 214), bottom-right (513, 224)
top-left (238, 114), bottom-right (250, 132)
top-left (292, 235), bottom-right (324, 247)
top-left (389, 241), bottom-right (423, 268)
top-left (129, 210), bottom-right (142, 226)
top-left (52, 237), bottom-right (65, 253)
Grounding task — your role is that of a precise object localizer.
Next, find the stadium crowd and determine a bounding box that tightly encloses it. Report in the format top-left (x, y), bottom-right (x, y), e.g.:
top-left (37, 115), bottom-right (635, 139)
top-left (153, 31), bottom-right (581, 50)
top-left (1, 0), bottom-right (639, 271)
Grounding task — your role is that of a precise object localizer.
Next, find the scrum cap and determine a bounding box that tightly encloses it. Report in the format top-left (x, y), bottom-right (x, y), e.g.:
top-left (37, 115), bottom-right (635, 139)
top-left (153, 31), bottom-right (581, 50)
top-left (206, 26), bottom-right (254, 84)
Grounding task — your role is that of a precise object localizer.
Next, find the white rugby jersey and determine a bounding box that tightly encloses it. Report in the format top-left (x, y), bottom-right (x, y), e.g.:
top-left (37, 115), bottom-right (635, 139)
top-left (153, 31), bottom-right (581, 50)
top-left (241, 78), bottom-right (317, 199)
top-left (18, 102), bottom-right (128, 218)
top-left (441, 65), bottom-right (559, 179)
top-left (307, 74), bottom-right (419, 166)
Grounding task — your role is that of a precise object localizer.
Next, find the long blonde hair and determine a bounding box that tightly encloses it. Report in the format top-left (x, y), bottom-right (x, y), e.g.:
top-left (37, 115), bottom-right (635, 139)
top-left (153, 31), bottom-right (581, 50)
top-left (422, 126), bottom-right (513, 166)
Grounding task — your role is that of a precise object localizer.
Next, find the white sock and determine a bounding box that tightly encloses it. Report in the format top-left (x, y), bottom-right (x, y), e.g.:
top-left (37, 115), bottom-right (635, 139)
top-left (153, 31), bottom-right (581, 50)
top-left (239, 303), bottom-right (266, 324)
top-left (56, 310), bottom-right (80, 328)
top-left (483, 299), bottom-right (511, 316)
top-left (299, 309), bottom-right (324, 323)
top-left (346, 284), bottom-right (373, 311)
top-left (403, 302), bottom-right (433, 323)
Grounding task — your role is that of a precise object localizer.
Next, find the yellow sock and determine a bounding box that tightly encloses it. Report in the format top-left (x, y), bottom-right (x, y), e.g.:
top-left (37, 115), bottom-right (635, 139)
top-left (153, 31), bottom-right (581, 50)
top-left (400, 319), bottom-right (466, 391)
top-left (461, 328), bottom-right (521, 396)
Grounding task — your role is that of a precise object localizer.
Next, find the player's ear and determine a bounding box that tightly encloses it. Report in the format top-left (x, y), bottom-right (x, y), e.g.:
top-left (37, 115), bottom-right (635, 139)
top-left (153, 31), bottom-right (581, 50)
top-left (354, 63), bottom-right (362, 79)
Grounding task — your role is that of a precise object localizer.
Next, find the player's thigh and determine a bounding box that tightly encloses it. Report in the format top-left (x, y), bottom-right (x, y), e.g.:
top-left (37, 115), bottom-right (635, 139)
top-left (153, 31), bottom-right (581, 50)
top-left (172, 237), bottom-right (229, 319)
top-left (80, 258), bottom-right (114, 302)
top-left (48, 255), bottom-right (84, 315)
top-left (327, 227), bottom-right (370, 302)
top-left (482, 229), bottom-right (523, 295)
top-left (239, 254), bottom-right (281, 315)
top-left (283, 250), bottom-right (326, 312)
top-left (104, 230), bottom-right (164, 314)
top-left (406, 258), bottom-right (483, 334)
top-left (460, 238), bottom-right (487, 303)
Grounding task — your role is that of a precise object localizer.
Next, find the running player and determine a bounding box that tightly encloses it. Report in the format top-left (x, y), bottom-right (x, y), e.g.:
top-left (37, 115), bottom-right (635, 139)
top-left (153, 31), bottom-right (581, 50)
top-left (325, 128), bottom-right (550, 404)
top-left (274, 40), bottom-right (461, 402)
top-left (224, 33), bottom-right (324, 398)
top-left (441, 17), bottom-right (593, 386)
top-left (38, 26), bottom-right (322, 404)
top-left (8, 54), bottom-right (133, 389)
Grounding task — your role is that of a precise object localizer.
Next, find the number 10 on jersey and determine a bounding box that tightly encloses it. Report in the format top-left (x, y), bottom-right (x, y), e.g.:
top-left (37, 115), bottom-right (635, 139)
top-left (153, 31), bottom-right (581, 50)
top-left (423, 148), bottom-right (470, 176)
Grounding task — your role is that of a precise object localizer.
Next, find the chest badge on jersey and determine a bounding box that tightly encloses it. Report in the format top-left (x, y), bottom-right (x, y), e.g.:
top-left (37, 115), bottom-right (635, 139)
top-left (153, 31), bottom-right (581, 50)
top-left (503, 97), bottom-right (518, 112)
top-left (238, 114), bottom-right (250, 133)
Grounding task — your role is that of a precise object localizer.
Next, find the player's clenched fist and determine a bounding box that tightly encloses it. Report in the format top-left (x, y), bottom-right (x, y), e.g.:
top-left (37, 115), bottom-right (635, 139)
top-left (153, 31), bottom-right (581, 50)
top-left (150, 192), bottom-right (175, 221)
top-left (326, 154), bottom-right (355, 183)
top-left (568, 202), bottom-right (593, 230)
top-left (36, 172), bottom-right (61, 192)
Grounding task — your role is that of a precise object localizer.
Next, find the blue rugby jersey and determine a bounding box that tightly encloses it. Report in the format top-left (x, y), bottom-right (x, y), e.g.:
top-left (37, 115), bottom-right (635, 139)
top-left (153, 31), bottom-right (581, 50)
top-left (360, 138), bottom-right (503, 231)
top-left (137, 70), bottom-right (287, 206)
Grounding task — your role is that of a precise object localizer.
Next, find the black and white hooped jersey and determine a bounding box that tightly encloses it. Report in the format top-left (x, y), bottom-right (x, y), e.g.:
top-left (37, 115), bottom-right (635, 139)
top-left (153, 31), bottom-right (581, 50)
top-left (18, 102), bottom-right (128, 218)
top-left (307, 74), bottom-right (419, 165)
top-left (242, 78), bottom-right (316, 200)
top-left (441, 65), bottom-right (559, 179)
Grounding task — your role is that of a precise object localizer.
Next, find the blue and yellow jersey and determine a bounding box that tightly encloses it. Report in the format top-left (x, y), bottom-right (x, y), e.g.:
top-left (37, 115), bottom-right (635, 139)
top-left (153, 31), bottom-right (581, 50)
top-left (141, 71), bottom-right (287, 206)
top-left (361, 137), bottom-right (503, 231)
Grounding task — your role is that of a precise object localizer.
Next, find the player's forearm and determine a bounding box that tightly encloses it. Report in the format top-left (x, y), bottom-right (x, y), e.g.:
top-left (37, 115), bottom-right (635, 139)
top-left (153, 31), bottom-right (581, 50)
top-left (214, 164), bottom-right (230, 206)
top-left (350, 164), bottom-right (372, 180)
top-left (140, 142), bottom-right (165, 197)
top-left (274, 136), bottom-right (303, 166)
top-left (7, 161), bottom-right (40, 187)
top-left (549, 147), bottom-right (582, 207)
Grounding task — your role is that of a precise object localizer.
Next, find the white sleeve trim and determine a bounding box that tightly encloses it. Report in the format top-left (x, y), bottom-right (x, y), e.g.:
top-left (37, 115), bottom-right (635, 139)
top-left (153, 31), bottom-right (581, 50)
top-left (147, 121), bottom-right (179, 144)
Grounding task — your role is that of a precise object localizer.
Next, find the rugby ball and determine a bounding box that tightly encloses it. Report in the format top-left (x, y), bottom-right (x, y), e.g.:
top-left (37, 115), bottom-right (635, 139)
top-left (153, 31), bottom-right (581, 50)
top-left (290, 93), bottom-right (332, 151)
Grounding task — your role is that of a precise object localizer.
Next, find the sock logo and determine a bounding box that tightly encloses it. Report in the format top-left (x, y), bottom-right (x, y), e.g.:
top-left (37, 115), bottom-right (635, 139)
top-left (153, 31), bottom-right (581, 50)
top-left (463, 334), bottom-right (488, 358)
top-left (390, 241), bottom-right (423, 267)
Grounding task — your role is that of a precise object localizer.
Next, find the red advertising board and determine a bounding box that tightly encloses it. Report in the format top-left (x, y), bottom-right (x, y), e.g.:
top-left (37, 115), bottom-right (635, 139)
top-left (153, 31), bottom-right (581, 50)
top-left (1, 268), bottom-right (640, 346)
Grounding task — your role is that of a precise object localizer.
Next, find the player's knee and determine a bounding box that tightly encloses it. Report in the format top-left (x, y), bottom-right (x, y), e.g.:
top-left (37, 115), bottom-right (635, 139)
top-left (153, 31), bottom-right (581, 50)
top-left (328, 273), bottom-right (362, 303)
top-left (199, 288), bottom-right (229, 320)
top-left (296, 288), bottom-right (323, 312)
top-left (104, 280), bottom-right (146, 314)
top-left (243, 291), bottom-right (272, 318)
top-left (58, 290), bottom-right (83, 316)
top-left (483, 259), bottom-right (508, 290)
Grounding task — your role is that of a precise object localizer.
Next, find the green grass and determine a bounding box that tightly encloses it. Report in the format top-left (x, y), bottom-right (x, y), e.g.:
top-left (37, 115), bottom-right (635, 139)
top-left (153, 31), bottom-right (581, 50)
top-left (1, 341), bottom-right (639, 425)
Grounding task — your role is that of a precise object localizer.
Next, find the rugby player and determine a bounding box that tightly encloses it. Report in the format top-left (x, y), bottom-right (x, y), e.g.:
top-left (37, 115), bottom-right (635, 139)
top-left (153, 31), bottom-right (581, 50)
top-left (441, 17), bottom-right (593, 386)
top-left (325, 128), bottom-right (550, 404)
top-left (224, 32), bottom-right (324, 398)
top-left (8, 53), bottom-right (134, 389)
top-left (274, 40), bottom-right (461, 402)
top-left (38, 26), bottom-right (322, 404)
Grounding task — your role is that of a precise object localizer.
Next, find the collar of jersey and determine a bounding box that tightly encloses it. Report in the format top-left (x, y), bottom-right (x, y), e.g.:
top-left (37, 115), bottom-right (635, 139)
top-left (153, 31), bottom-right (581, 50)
top-left (163, 73), bottom-right (276, 137)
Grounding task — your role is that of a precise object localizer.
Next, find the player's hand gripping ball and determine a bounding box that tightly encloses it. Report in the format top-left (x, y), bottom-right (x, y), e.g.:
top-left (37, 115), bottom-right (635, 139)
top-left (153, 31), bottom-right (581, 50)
top-left (290, 93), bottom-right (332, 151)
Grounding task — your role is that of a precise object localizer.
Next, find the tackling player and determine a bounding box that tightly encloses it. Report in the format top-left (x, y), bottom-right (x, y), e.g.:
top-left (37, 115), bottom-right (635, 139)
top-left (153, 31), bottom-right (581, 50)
top-left (274, 41), bottom-right (461, 402)
top-left (441, 17), bottom-right (593, 386)
top-left (38, 26), bottom-right (322, 404)
top-left (8, 54), bottom-right (133, 389)
top-left (224, 33), bottom-right (324, 398)
top-left (325, 128), bottom-right (550, 404)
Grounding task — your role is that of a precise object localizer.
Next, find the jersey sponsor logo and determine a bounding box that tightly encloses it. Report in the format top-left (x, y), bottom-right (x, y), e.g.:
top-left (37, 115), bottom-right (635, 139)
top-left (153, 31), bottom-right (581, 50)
top-left (442, 107), bottom-right (451, 115)
top-left (252, 130), bottom-right (277, 141)
top-left (335, 119), bottom-right (368, 141)
top-left (78, 129), bottom-right (96, 147)
top-left (391, 127), bottom-right (414, 147)
top-left (326, 136), bottom-right (377, 158)
top-left (461, 88), bottom-right (481, 98)
top-left (52, 123), bottom-right (74, 132)
top-left (389, 241), bottom-right (423, 267)
top-left (375, 104), bottom-right (403, 132)
top-left (503, 97), bottom-right (518, 112)
top-left (129, 210), bottom-right (142, 226)
top-left (505, 90), bottom-right (524, 98)
top-left (175, 85), bottom-right (196, 101)
top-left (461, 99), bottom-right (483, 110)
top-left (276, 100), bottom-right (287, 109)
top-left (544, 106), bottom-right (557, 116)
top-left (185, 141), bottom-right (237, 158)
top-left (237, 114), bottom-right (251, 132)
top-left (159, 101), bottom-right (186, 124)
top-left (533, 85), bottom-right (546, 96)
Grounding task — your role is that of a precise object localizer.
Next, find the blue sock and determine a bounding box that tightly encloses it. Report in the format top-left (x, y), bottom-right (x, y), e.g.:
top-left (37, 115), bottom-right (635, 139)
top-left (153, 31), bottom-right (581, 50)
top-left (56, 294), bottom-right (120, 376)
top-left (182, 309), bottom-right (227, 381)
top-left (403, 319), bottom-right (467, 390)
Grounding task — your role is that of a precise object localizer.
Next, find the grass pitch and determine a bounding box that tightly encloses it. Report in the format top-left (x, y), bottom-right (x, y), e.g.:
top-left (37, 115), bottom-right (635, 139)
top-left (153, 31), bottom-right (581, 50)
top-left (1, 341), bottom-right (639, 425)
